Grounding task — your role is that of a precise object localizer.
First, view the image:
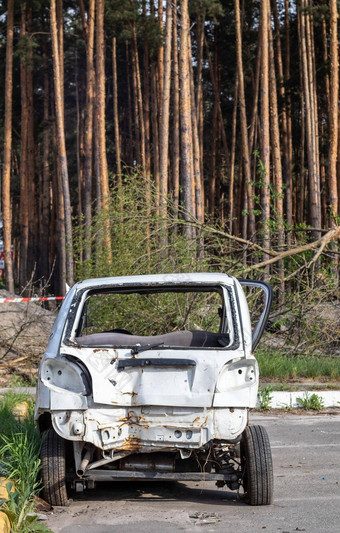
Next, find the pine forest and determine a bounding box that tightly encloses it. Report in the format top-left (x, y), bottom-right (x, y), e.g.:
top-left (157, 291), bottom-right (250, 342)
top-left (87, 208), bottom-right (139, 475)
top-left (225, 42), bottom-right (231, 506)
top-left (0, 0), bottom-right (339, 319)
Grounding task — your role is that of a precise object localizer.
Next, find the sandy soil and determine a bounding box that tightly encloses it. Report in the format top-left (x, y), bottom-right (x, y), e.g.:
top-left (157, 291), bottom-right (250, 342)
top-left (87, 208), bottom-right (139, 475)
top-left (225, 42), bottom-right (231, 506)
top-left (0, 289), bottom-right (57, 386)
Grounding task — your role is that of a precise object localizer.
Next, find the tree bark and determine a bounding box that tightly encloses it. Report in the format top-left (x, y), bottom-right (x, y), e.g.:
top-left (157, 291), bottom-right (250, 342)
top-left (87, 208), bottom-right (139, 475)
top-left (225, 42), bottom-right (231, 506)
top-left (112, 36), bottom-right (122, 184)
top-left (159, 0), bottom-right (173, 241)
top-left (299, 0), bottom-right (321, 236)
top-left (179, 0), bottom-right (194, 235)
top-left (95, 0), bottom-right (112, 258)
top-left (41, 38), bottom-right (51, 283)
top-left (19, 4), bottom-right (29, 289)
top-left (259, 0), bottom-right (271, 267)
top-left (50, 0), bottom-right (74, 285)
top-left (235, 0), bottom-right (255, 239)
top-left (79, 0), bottom-right (95, 261)
top-left (27, 8), bottom-right (36, 279)
top-left (172, 2), bottom-right (180, 225)
top-left (2, 0), bottom-right (14, 293)
top-left (271, 0), bottom-right (291, 228)
top-left (328, 0), bottom-right (339, 221)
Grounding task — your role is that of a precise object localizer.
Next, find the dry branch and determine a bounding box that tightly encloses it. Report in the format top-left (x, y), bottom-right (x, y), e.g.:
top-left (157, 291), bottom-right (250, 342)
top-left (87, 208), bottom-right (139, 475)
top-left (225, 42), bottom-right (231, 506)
top-left (243, 226), bottom-right (340, 273)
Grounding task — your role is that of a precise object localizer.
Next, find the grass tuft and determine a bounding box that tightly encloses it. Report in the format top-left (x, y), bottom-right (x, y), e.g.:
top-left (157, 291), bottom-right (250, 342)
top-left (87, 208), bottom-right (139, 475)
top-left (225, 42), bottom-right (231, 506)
top-left (256, 349), bottom-right (340, 380)
top-left (0, 392), bottom-right (52, 532)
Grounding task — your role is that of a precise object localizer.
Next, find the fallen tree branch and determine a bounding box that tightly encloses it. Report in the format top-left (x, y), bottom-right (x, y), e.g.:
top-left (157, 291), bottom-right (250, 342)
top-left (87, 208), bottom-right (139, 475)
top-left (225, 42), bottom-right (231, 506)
top-left (242, 226), bottom-right (340, 273)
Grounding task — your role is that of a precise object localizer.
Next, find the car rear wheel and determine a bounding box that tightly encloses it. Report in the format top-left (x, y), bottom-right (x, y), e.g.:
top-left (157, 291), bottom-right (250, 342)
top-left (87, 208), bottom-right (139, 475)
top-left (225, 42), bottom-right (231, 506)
top-left (240, 425), bottom-right (273, 505)
top-left (41, 428), bottom-right (69, 506)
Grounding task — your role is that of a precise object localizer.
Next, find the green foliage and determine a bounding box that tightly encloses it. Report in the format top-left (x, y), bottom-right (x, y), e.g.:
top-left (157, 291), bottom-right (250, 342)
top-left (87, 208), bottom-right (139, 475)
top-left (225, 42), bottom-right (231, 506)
top-left (296, 392), bottom-right (324, 411)
top-left (256, 348), bottom-right (340, 380)
top-left (0, 393), bottom-right (48, 533)
top-left (256, 349), bottom-right (340, 380)
top-left (74, 174), bottom-right (211, 281)
top-left (7, 374), bottom-right (37, 387)
top-left (1, 485), bottom-right (52, 533)
top-left (82, 289), bottom-right (222, 337)
top-left (258, 386), bottom-right (273, 410)
top-left (0, 395), bottom-right (41, 493)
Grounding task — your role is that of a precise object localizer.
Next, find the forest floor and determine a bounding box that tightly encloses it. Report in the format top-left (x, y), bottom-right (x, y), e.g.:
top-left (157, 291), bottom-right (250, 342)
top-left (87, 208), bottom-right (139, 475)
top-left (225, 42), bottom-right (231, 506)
top-left (0, 289), bottom-right (56, 387)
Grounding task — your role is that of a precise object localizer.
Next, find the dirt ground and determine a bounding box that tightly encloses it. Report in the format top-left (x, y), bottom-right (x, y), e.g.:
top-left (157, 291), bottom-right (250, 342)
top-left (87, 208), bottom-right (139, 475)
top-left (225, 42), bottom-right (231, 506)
top-left (0, 289), bottom-right (57, 386)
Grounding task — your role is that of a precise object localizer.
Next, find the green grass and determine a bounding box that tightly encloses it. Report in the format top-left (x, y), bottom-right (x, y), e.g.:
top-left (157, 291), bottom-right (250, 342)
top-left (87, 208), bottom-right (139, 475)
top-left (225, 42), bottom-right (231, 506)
top-left (0, 392), bottom-right (51, 532)
top-left (256, 348), bottom-right (340, 381)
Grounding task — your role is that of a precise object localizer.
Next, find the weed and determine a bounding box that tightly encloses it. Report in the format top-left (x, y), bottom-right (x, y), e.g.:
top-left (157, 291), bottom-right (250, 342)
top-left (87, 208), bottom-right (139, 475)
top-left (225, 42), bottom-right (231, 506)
top-left (0, 393), bottom-right (50, 532)
top-left (256, 349), bottom-right (340, 380)
top-left (296, 392), bottom-right (324, 411)
top-left (8, 374), bottom-right (37, 388)
top-left (1, 484), bottom-right (51, 532)
top-left (258, 386), bottom-right (273, 410)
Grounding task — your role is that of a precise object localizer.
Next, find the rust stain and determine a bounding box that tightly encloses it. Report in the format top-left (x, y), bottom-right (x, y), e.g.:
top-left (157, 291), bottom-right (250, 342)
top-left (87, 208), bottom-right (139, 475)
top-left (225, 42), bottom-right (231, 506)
top-left (118, 412), bottom-right (149, 429)
top-left (65, 411), bottom-right (71, 423)
top-left (119, 436), bottom-right (141, 451)
top-left (93, 348), bottom-right (109, 353)
top-left (190, 415), bottom-right (208, 429)
top-left (122, 391), bottom-right (138, 397)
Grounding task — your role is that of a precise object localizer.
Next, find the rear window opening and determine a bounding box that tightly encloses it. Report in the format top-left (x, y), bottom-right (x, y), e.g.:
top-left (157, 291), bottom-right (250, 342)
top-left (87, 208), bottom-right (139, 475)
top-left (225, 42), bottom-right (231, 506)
top-left (73, 286), bottom-right (236, 349)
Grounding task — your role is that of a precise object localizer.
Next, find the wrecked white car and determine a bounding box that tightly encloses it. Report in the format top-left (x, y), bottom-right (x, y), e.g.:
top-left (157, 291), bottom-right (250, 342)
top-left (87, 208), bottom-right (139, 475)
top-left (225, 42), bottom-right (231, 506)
top-left (35, 273), bottom-right (273, 506)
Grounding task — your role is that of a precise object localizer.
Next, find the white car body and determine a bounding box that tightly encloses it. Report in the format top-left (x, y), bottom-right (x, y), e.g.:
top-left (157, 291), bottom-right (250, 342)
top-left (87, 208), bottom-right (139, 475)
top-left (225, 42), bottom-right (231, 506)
top-left (36, 273), bottom-right (273, 504)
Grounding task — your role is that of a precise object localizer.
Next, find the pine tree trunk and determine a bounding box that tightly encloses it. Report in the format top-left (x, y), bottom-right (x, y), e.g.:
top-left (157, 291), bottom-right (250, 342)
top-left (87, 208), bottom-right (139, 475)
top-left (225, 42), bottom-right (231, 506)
top-left (142, 1), bottom-right (151, 181)
top-left (41, 39), bottom-right (51, 283)
top-left (271, 0), bottom-right (291, 229)
top-left (112, 36), bottom-right (122, 184)
top-left (50, 0), bottom-right (74, 286)
top-left (159, 0), bottom-right (173, 244)
top-left (300, 0), bottom-right (321, 236)
top-left (125, 41), bottom-right (134, 166)
top-left (235, 0), bottom-right (255, 240)
top-left (328, 0), bottom-right (339, 222)
top-left (196, 7), bottom-right (205, 188)
top-left (81, 0), bottom-right (95, 261)
top-left (19, 4), bottom-right (29, 289)
top-left (96, 0), bottom-right (110, 209)
top-left (268, 14), bottom-right (284, 299)
top-left (229, 75), bottom-right (238, 234)
top-left (27, 8), bottom-right (36, 279)
top-left (259, 0), bottom-right (271, 267)
top-left (179, 0), bottom-right (194, 236)
top-left (157, 0), bottom-right (164, 120)
top-left (2, 0), bottom-right (15, 292)
top-left (131, 22), bottom-right (146, 171)
top-left (189, 33), bottom-right (203, 226)
top-left (95, 0), bottom-right (112, 257)
top-left (172, 2), bottom-right (180, 228)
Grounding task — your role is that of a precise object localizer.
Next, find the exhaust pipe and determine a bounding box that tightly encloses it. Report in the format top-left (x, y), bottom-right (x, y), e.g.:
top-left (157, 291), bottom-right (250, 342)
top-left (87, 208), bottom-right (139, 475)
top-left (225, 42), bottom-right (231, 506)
top-left (77, 449), bottom-right (93, 477)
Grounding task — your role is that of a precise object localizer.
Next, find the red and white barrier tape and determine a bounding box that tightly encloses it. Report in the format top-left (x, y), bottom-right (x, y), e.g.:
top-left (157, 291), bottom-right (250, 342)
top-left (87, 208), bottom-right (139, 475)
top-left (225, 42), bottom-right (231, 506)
top-left (0, 296), bottom-right (65, 304)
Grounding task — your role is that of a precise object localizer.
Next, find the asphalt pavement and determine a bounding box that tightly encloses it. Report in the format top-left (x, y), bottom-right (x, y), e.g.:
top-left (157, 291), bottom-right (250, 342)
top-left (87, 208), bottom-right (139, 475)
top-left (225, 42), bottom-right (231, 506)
top-left (45, 412), bottom-right (340, 533)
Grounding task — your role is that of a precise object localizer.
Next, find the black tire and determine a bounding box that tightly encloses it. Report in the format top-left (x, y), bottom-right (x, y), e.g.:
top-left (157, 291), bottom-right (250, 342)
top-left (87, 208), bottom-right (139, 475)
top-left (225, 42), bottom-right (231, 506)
top-left (40, 428), bottom-right (69, 506)
top-left (240, 425), bottom-right (273, 505)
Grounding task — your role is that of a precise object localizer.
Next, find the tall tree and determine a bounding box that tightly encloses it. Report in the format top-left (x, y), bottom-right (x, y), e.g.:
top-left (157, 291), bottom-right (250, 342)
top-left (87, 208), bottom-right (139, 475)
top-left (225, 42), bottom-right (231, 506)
top-left (19, 4), bottom-right (29, 289)
top-left (179, 0), bottom-right (194, 235)
top-left (259, 0), bottom-right (271, 265)
top-left (95, 0), bottom-right (112, 258)
top-left (299, 0), bottom-right (321, 235)
top-left (112, 36), bottom-right (122, 184)
top-left (79, 0), bottom-right (95, 261)
top-left (50, 0), bottom-right (74, 286)
top-left (328, 0), bottom-right (339, 222)
top-left (235, 0), bottom-right (255, 239)
top-left (159, 0), bottom-right (173, 239)
top-left (2, 0), bottom-right (14, 293)
top-left (171, 1), bottom-right (180, 224)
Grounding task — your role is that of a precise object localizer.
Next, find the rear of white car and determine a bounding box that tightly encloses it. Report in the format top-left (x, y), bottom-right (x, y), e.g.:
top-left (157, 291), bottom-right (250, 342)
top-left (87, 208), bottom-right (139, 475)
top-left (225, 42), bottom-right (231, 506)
top-left (36, 273), bottom-right (273, 506)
